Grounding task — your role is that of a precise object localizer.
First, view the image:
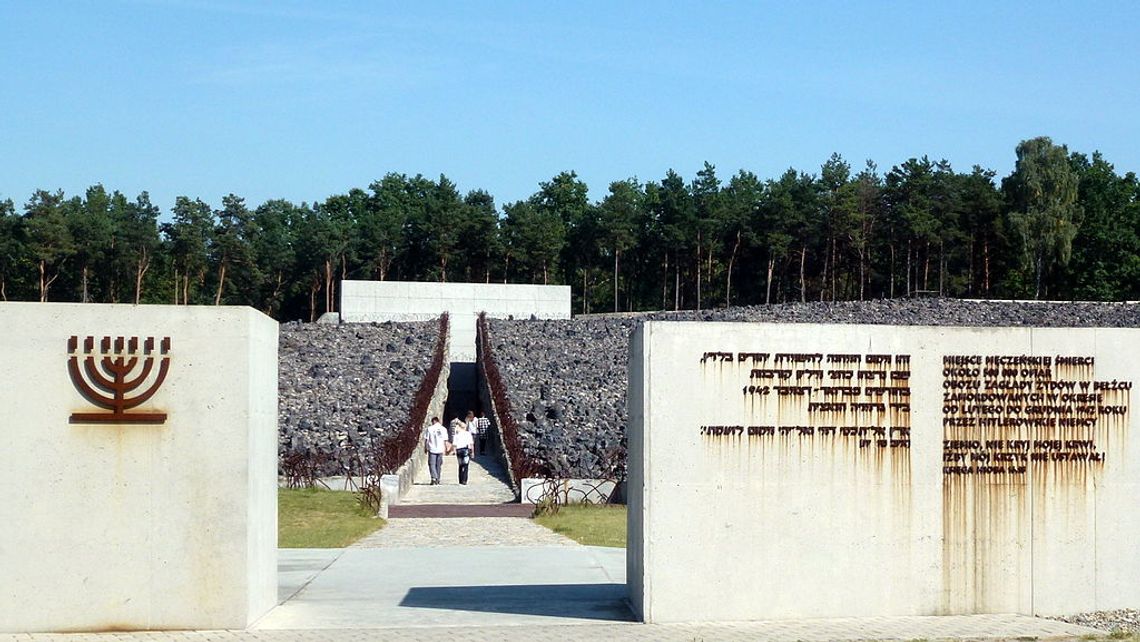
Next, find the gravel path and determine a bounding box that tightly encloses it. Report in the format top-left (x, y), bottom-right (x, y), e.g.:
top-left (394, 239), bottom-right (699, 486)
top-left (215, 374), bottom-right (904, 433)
top-left (351, 517), bottom-right (578, 548)
top-left (1052, 608), bottom-right (1140, 632)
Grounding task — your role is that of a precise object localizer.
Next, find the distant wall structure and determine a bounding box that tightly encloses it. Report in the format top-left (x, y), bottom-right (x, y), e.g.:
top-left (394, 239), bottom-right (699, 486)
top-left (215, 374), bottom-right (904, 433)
top-left (339, 280), bottom-right (571, 361)
top-left (628, 321), bottom-right (1138, 623)
top-left (0, 303), bottom-right (278, 633)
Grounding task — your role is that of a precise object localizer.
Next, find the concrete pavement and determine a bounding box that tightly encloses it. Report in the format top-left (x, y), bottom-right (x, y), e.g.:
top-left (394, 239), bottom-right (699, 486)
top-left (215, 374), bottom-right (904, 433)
top-left (0, 616), bottom-right (1108, 641)
top-left (255, 546), bottom-right (627, 629)
top-left (0, 546), bottom-right (1109, 640)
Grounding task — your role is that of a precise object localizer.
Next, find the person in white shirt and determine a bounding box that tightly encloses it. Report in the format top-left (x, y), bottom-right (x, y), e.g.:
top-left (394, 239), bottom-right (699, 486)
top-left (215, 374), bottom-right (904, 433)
top-left (451, 419), bottom-right (475, 485)
top-left (423, 417), bottom-right (450, 485)
top-left (465, 410), bottom-right (478, 459)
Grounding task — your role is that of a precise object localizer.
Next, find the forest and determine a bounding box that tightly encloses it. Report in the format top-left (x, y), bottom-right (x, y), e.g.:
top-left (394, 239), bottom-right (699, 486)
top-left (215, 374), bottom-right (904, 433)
top-left (1, 136), bottom-right (1137, 321)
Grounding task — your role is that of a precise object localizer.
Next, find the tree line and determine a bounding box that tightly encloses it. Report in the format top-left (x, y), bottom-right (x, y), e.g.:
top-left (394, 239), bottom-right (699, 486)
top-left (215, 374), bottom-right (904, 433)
top-left (1, 136), bottom-right (1136, 321)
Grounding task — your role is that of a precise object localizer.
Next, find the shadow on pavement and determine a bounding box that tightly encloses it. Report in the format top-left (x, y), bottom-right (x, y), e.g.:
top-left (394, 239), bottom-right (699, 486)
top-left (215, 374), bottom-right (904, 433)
top-left (399, 583), bottom-right (633, 621)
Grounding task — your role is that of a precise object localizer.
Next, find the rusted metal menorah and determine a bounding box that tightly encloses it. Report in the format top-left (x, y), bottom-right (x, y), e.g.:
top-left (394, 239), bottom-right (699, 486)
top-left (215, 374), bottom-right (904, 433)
top-left (68, 335), bottom-right (171, 424)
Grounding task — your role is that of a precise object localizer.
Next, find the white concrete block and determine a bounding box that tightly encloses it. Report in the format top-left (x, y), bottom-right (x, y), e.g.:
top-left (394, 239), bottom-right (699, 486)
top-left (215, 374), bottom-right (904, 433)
top-left (0, 303), bottom-right (278, 633)
top-left (338, 281), bottom-right (571, 358)
top-left (628, 322), bottom-right (1139, 623)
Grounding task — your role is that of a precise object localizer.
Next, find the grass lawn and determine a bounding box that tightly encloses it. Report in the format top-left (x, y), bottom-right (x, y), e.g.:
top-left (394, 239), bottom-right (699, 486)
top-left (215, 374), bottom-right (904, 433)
top-left (278, 487), bottom-right (385, 548)
top-left (534, 504), bottom-right (627, 547)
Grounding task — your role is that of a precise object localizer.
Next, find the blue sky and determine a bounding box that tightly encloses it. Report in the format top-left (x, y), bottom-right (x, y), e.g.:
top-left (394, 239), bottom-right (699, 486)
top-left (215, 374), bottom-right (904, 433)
top-left (1, 1), bottom-right (1137, 214)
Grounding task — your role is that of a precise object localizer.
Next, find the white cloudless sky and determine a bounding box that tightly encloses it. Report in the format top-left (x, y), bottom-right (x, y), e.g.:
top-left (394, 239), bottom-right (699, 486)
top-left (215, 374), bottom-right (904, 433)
top-left (1, 1), bottom-right (1137, 213)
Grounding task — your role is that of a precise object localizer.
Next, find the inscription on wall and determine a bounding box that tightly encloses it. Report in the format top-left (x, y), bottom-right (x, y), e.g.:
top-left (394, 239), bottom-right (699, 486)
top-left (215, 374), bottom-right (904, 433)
top-left (699, 351), bottom-right (912, 457)
top-left (941, 355), bottom-right (1131, 477)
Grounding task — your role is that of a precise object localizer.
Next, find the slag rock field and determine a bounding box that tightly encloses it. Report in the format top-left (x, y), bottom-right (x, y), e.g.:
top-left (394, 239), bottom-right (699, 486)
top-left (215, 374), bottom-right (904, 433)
top-left (489, 299), bottom-right (1140, 479)
top-left (278, 320), bottom-right (439, 476)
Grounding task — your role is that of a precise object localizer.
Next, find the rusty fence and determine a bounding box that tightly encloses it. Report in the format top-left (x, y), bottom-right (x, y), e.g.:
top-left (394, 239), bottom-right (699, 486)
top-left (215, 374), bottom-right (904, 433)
top-left (280, 313), bottom-right (450, 512)
top-left (477, 313), bottom-right (545, 484)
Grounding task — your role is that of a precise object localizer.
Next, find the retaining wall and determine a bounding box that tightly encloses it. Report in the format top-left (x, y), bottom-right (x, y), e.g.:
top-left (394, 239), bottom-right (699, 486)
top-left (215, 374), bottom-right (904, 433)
top-left (629, 321), bottom-right (1139, 623)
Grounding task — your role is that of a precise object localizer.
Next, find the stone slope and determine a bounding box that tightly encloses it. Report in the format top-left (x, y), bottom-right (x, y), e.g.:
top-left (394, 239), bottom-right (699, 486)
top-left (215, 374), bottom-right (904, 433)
top-left (278, 320), bottom-right (439, 476)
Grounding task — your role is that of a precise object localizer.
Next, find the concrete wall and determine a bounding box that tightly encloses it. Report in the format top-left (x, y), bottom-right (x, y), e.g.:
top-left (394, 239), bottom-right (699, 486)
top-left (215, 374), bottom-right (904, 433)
top-left (520, 478), bottom-right (621, 504)
top-left (339, 280), bottom-right (571, 361)
top-left (0, 303), bottom-right (278, 633)
top-left (628, 321), bottom-right (1138, 623)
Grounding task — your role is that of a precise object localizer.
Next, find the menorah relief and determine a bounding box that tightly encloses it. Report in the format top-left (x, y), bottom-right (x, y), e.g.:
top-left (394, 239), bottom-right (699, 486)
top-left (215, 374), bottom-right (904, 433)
top-left (68, 335), bottom-right (171, 424)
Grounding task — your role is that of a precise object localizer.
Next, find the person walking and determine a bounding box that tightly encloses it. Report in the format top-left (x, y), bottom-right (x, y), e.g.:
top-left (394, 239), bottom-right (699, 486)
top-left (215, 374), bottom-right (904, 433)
top-left (475, 410), bottom-right (491, 455)
top-left (465, 410), bottom-right (478, 459)
top-left (424, 417), bottom-right (450, 485)
top-left (451, 419), bottom-right (475, 485)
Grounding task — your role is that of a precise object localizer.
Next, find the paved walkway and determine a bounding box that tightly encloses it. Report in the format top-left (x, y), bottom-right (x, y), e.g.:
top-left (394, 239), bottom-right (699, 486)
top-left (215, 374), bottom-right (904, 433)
top-left (257, 546), bottom-right (627, 629)
top-left (3, 435), bottom-right (1113, 640)
top-left (402, 449), bottom-right (516, 505)
top-left (0, 614), bottom-right (1106, 641)
top-left (388, 503), bottom-right (534, 518)
top-left (0, 549), bottom-right (1109, 641)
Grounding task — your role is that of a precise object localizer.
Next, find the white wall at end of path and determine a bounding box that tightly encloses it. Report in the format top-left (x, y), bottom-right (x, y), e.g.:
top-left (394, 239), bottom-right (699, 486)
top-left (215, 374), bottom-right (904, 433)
top-left (339, 280), bottom-right (571, 362)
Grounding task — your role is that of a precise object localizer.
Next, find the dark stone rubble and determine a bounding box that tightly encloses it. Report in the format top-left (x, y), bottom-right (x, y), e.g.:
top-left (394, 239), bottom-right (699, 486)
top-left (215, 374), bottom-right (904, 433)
top-left (278, 320), bottom-right (438, 476)
top-left (490, 299), bottom-right (1140, 479)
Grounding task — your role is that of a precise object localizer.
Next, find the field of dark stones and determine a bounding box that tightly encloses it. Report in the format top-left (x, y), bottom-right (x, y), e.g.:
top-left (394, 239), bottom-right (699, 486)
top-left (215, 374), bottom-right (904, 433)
top-left (278, 320), bottom-right (438, 476)
top-left (277, 299), bottom-right (1140, 480)
top-left (488, 299), bottom-right (1140, 480)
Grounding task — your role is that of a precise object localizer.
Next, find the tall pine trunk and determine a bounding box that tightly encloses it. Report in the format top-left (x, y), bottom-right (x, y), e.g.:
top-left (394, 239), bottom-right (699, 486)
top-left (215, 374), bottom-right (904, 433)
top-left (215, 262), bottom-right (227, 305)
top-left (695, 231), bottom-right (702, 311)
top-left (922, 242), bottom-right (930, 291)
top-left (613, 249), bottom-right (620, 313)
top-left (983, 240), bottom-right (991, 294)
top-left (725, 231), bottom-right (740, 307)
top-left (819, 243), bottom-right (829, 302)
top-left (938, 240), bottom-right (945, 296)
top-left (905, 241), bottom-right (912, 297)
top-left (674, 253), bottom-right (680, 311)
top-left (134, 250), bottom-right (150, 305)
top-left (799, 246), bottom-right (807, 303)
top-left (1034, 251), bottom-right (1044, 300)
top-left (309, 279), bottom-right (319, 322)
top-left (889, 243), bottom-right (896, 299)
top-left (858, 247), bottom-right (866, 301)
top-left (766, 255), bottom-right (775, 304)
top-left (582, 269), bottom-right (587, 314)
top-left (324, 259), bottom-right (334, 314)
top-left (39, 260), bottom-right (52, 302)
top-left (967, 239), bottom-right (975, 295)
top-left (830, 237), bottom-right (838, 301)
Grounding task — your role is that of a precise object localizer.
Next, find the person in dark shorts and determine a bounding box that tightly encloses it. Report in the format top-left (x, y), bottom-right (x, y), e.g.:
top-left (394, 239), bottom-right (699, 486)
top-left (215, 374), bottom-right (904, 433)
top-left (451, 419), bottom-right (474, 485)
top-left (465, 410), bottom-right (478, 459)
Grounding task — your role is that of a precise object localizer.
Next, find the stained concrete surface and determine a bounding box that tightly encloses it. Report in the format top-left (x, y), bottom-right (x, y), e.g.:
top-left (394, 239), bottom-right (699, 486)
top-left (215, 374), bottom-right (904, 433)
top-left (255, 546), bottom-right (628, 629)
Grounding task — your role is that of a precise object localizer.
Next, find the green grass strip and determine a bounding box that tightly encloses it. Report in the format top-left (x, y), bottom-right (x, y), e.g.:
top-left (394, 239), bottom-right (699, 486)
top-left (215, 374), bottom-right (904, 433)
top-left (278, 488), bottom-right (385, 548)
top-left (534, 504), bottom-right (627, 548)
